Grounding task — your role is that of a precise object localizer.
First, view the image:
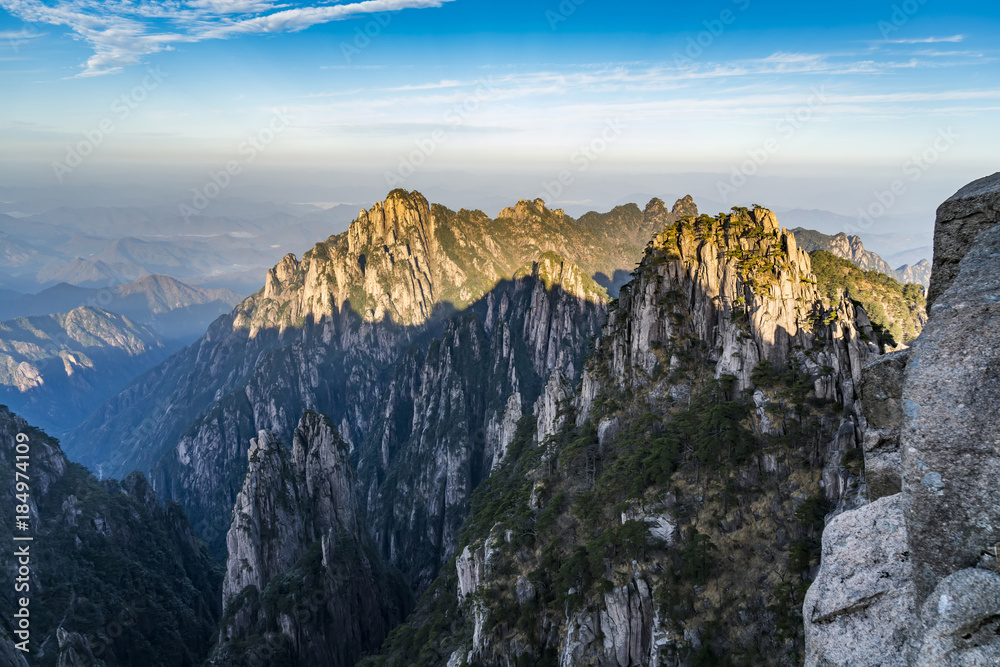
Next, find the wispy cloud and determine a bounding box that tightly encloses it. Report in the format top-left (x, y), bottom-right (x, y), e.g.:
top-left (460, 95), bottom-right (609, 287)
top-left (0, 0), bottom-right (455, 76)
top-left (0, 26), bottom-right (46, 45)
top-left (883, 35), bottom-right (965, 44)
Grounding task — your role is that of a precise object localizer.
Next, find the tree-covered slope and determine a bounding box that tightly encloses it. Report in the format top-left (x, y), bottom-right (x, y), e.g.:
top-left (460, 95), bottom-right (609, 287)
top-left (0, 405), bottom-right (220, 666)
top-left (809, 250), bottom-right (926, 346)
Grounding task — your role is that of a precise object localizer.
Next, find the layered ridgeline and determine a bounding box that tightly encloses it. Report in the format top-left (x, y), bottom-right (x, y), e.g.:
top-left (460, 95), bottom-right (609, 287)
top-left (0, 307), bottom-right (172, 437)
top-left (368, 207), bottom-right (881, 666)
top-left (0, 405), bottom-right (220, 666)
top-left (791, 227), bottom-right (932, 290)
top-left (0, 275), bottom-right (241, 438)
top-left (0, 275), bottom-right (243, 343)
top-left (64, 191), bottom-right (694, 569)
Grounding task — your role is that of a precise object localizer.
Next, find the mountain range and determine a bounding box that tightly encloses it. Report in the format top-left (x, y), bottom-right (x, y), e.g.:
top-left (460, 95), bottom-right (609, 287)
top-left (0, 274), bottom-right (242, 342)
top-left (790, 227), bottom-right (932, 289)
top-left (0, 275), bottom-right (242, 438)
top-left (0, 184), bottom-right (956, 666)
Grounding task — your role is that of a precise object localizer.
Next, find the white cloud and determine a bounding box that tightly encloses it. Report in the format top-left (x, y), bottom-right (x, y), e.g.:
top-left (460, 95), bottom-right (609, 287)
top-left (883, 35), bottom-right (965, 44)
top-left (0, 27), bottom-right (45, 43)
top-left (0, 0), bottom-right (455, 76)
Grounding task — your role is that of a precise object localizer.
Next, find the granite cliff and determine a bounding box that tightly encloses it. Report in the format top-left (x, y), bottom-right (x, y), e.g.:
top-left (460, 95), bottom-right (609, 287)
top-left (209, 411), bottom-right (411, 666)
top-left (370, 206), bottom-right (882, 666)
top-left (805, 172), bottom-right (1000, 665)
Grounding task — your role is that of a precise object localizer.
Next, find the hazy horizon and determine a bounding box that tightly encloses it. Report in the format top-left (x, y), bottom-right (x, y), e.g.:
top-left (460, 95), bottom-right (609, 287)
top-left (2, 0), bottom-right (997, 242)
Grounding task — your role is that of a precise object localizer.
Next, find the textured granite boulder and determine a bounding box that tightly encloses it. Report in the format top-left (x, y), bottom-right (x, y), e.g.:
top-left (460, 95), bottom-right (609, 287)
top-left (927, 172), bottom-right (1000, 309)
top-left (902, 219), bottom-right (1000, 599)
top-left (913, 568), bottom-right (1000, 666)
top-left (803, 494), bottom-right (915, 666)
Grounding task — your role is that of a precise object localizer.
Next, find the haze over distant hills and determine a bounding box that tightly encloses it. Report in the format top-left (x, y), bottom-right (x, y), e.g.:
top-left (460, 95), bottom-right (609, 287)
top-left (0, 274), bottom-right (242, 342)
top-left (0, 197), bottom-right (360, 294)
top-left (0, 274), bottom-right (243, 437)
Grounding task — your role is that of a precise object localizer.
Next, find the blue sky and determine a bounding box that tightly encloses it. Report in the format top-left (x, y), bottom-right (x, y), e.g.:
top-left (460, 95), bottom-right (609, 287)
top-left (0, 0), bottom-right (997, 220)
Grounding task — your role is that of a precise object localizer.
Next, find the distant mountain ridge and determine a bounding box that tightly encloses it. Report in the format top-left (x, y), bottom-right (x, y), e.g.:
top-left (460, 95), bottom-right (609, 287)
top-left (0, 274), bottom-right (241, 342)
top-left (791, 227), bottom-right (932, 288)
top-left (0, 201), bottom-right (359, 294)
top-left (0, 306), bottom-right (171, 437)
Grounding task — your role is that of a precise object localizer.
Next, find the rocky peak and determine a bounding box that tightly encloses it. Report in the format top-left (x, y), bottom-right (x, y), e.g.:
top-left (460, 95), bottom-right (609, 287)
top-left (641, 197), bottom-right (669, 230)
top-left (498, 198), bottom-right (560, 223)
top-left (894, 259), bottom-right (931, 289)
top-left (263, 252), bottom-right (300, 297)
top-left (216, 409), bottom-right (410, 666)
top-left (222, 411), bottom-right (361, 608)
top-left (641, 195), bottom-right (698, 235)
top-left (595, 206), bottom-right (873, 398)
top-left (348, 189), bottom-right (435, 258)
top-left (671, 194), bottom-right (697, 218)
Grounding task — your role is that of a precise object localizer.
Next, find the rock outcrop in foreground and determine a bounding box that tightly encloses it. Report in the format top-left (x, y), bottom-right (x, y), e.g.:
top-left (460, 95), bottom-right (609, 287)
top-left (805, 171), bottom-right (1000, 665)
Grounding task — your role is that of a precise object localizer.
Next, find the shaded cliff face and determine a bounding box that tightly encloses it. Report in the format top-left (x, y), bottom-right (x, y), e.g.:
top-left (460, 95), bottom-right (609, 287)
top-left (361, 255), bottom-right (607, 590)
top-left (370, 207), bottom-right (879, 667)
top-left (804, 172), bottom-right (1000, 666)
top-left (211, 411), bottom-right (410, 667)
top-left (0, 405), bottom-right (220, 667)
